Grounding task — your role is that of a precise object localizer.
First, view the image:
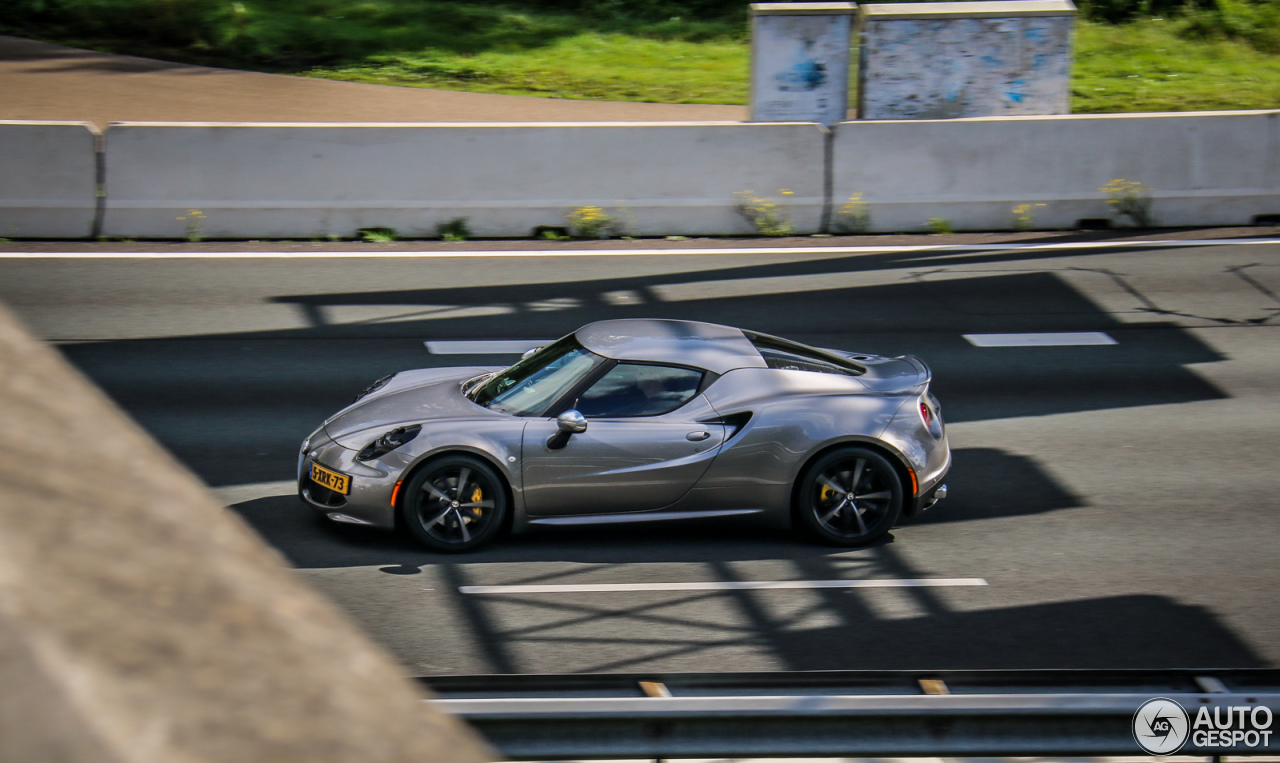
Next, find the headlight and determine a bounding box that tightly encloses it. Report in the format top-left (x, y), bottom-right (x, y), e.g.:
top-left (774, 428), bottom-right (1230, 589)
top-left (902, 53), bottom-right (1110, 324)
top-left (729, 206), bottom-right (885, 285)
top-left (357, 425), bottom-right (421, 461)
top-left (353, 373), bottom-right (397, 403)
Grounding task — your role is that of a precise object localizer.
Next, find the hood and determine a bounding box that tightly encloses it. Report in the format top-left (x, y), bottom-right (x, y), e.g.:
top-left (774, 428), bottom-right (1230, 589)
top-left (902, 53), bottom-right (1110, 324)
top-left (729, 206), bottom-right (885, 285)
top-left (828, 350), bottom-right (931, 393)
top-left (323, 366), bottom-right (500, 444)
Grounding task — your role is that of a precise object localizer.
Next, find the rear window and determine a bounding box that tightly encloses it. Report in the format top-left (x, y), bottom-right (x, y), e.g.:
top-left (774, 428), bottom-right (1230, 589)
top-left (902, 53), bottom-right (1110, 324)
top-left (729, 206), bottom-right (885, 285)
top-left (745, 332), bottom-right (865, 377)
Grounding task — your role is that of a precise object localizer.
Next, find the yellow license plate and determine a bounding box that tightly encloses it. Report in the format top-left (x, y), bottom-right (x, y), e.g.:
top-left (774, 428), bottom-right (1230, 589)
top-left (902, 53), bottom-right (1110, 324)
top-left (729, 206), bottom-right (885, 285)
top-left (310, 462), bottom-right (350, 495)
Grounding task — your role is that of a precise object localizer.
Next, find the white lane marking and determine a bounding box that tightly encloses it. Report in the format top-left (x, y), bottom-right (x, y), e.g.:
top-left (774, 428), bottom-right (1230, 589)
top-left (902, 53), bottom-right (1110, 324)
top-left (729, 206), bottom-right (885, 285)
top-left (964, 332), bottom-right (1117, 347)
top-left (2, 238), bottom-right (1278, 258)
top-left (211, 479), bottom-right (297, 505)
top-left (459, 578), bottom-right (988, 595)
top-left (425, 339), bottom-right (552, 354)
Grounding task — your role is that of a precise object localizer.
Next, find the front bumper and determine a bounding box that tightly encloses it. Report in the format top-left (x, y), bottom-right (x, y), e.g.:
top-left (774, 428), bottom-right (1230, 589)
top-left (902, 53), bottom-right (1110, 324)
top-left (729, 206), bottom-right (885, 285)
top-left (297, 432), bottom-right (399, 530)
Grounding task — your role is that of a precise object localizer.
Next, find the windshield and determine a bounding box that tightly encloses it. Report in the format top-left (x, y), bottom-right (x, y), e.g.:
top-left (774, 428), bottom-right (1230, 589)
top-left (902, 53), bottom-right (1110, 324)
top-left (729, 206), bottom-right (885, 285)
top-left (468, 335), bottom-right (604, 416)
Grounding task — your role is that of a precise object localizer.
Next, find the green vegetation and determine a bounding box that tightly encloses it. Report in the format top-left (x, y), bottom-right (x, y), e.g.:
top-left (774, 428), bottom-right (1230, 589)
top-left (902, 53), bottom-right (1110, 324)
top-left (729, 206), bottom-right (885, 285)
top-left (565, 205), bottom-right (616, 238)
top-left (735, 189), bottom-right (796, 237)
top-left (1011, 202), bottom-right (1046, 231)
top-left (358, 226), bottom-right (398, 242)
top-left (314, 34), bottom-right (750, 104)
top-left (1, 0), bottom-right (1277, 112)
top-left (926, 217), bottom-right (954, 234)
top-left (0, 0), bottom-right (745, 69)
top-left (177, 208), bottom-right (206, 242)
top-left (1100, 178), bottom-right (1156, 226)
top-left (832, 193), bottom-right (871, 234)
top-left (436, 216), bottom-right (471, 241)
top-left (1073, 18), bottom-right (1280, 112)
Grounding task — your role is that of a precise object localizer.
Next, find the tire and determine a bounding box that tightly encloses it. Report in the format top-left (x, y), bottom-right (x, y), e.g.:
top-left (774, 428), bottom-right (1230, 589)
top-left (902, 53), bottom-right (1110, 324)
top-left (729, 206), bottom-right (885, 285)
top-left (795, 447), bottom-right (903, 546)
top-left (401, 455), bottom-right (508, 552)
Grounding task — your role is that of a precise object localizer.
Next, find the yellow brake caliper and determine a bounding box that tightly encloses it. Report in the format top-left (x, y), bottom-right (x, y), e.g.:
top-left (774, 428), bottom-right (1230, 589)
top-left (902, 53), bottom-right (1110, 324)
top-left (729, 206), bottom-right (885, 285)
top-left (819, 484), bottom-right (834, 503)
top-left (470, 486), bottom-right (484, 520)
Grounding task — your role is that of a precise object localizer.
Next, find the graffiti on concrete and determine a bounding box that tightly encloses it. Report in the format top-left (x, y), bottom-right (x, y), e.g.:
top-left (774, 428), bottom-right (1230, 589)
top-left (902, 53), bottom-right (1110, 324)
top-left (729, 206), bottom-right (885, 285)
top-left (776, 42), bottom-right (830, 92)
top-left (859, 13), bottom-right (1074, 120)
top-left (751, 8), bottom-right (855, 126)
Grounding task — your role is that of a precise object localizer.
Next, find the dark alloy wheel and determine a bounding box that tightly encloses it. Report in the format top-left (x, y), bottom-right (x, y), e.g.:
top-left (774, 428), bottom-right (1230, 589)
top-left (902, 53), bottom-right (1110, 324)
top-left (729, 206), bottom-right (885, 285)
top-left (401, 455), bottom-right (508, 552)
top-left (796, 447), bottom-right (903, 546)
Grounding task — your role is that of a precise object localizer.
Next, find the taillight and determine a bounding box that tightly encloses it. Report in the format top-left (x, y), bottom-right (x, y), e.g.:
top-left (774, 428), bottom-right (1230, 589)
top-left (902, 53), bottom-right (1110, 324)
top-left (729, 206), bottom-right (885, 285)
top-left (919, 394), bottom-right (943, 438)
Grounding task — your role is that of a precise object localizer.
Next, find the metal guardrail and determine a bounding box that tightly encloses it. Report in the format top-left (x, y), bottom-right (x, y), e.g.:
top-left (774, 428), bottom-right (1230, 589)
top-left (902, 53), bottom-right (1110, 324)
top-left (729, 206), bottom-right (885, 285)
top-left (422, 669), bottom-right (1280, 760)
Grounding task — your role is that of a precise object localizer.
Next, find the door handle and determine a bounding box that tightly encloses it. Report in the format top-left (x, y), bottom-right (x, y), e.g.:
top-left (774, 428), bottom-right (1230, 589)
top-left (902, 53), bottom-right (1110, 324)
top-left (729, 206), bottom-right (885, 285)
top-left (686, 431), bottom-right (711, 442)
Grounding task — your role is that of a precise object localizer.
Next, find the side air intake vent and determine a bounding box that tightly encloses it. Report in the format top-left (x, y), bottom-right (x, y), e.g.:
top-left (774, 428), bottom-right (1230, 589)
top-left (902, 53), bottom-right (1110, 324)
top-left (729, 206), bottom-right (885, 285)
top-left (700, 411), bottom-right (754, 439)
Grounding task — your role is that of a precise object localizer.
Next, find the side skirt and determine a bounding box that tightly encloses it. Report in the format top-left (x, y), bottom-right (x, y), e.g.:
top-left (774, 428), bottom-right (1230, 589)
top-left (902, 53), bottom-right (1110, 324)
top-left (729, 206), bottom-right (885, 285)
top-left (528, 509), bottom-right (763, 527)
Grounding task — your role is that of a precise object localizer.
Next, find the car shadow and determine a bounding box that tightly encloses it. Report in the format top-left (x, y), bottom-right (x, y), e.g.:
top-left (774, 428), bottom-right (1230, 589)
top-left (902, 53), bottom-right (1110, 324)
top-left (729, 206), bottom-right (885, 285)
top-left (228, 447), bottom-right (1081, 569)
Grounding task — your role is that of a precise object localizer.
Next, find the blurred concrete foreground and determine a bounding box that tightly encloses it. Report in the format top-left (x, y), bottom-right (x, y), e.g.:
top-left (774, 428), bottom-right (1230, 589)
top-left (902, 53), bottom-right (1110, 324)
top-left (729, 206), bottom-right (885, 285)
top-left (0, 301), bottom-right (492, 762)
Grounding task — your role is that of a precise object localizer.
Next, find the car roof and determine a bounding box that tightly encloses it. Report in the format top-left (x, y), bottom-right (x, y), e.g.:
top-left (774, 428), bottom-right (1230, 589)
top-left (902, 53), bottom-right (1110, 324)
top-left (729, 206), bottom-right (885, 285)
top-left (575, 319), bottom-right (768, 375)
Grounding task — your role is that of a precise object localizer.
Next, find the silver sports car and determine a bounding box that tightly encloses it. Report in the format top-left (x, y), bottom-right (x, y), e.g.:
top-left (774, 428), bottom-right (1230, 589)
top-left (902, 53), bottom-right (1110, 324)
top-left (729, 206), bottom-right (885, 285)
top-left (299, 319), bottom-right (949, 551)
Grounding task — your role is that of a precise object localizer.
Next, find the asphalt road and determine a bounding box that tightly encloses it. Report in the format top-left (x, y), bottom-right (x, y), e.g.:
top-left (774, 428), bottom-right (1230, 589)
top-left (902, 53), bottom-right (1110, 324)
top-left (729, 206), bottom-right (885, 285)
top-left (3, 239), bottom-right (1279, 676)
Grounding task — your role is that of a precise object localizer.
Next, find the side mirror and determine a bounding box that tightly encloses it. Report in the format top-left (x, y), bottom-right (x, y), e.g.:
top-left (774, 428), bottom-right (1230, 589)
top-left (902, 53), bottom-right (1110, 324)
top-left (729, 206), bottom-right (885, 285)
top-left (521, 346), bottom-right (544, 360)
top-left (547, 409), bottom-right (587, 450)
top-left (557, 409), bottom-right (588, 434)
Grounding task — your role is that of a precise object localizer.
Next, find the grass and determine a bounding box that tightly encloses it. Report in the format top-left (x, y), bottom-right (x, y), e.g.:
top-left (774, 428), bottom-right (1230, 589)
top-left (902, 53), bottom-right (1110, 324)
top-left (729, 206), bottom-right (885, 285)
top-left (304, 17), bottom-right (1280, 113)
top-left (2, 0), bottom-right (1278, 112)
top-left (0, 0), bottom-right (745, 70)
top-left (1072, 18), bottom-right (1280, 112)
top-left (358, 227), bottom-right (397, 242)
top-left (309, 33), bottom-right (750, 104)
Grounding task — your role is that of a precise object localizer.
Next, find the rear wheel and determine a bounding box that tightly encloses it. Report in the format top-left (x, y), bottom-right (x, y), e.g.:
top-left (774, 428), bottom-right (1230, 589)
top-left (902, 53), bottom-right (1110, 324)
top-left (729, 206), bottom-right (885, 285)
top-left (796, 447), bottom-right (903, 546)
top-left (401, 456), bottom-right (507, 552)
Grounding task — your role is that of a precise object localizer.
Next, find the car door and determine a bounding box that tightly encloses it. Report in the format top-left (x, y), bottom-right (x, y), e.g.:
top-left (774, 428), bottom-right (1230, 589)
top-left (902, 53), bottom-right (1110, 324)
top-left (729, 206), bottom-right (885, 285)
top-left (521, 362), bottom-right (725, 516)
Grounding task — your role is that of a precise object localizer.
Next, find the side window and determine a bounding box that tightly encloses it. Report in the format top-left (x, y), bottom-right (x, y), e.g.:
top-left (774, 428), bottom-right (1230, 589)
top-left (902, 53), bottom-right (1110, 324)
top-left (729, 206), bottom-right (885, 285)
top-left (575, 363), bottom-right (703, 418)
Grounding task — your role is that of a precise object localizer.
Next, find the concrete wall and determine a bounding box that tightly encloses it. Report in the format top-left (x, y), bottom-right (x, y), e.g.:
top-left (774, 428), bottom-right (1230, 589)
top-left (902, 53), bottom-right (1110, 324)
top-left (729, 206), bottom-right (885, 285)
top-left (0, 121), bottom-right (98, 238)
top-left (102, 122), bottom-right (826, 238)
top-left (3, 112), bottom-right (1277, 238)
top-left (831, 110), bottom-right (1280, 232)
top-left (0, 300), bottom-right (495, 763)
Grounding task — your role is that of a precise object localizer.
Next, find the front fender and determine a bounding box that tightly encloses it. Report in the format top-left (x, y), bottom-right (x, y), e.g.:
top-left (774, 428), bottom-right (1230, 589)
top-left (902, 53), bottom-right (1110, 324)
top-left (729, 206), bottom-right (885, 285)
top-left (385, 419), bottom-right (527, 522)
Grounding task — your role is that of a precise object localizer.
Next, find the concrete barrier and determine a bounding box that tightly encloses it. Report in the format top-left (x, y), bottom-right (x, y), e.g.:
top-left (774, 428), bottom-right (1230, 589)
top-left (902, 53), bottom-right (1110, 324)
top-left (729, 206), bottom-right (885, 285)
top-left (831, 110), bottom-right (1280, 232)
top-left (102, 122), bottom-right (826, 238)
top-left (9, 112), bottom-right (1278, 238)
top-left (0, 121), bottom-right (98, 238)
top-left (0, 300), bottom-right (494, 762)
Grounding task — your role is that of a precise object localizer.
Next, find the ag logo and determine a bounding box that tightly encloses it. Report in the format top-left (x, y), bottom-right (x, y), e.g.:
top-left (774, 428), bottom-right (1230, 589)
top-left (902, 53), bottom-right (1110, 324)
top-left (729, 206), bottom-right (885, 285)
top-left (1134, 697), bottom-right (1190, 754)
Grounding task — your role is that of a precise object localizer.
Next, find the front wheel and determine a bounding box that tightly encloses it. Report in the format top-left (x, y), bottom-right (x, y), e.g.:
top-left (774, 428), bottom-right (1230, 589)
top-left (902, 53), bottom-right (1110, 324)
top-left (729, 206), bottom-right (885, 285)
top-left (401, 456), bottom-right (508, 552)
top-left (796, 447), bottom-right (903, 546)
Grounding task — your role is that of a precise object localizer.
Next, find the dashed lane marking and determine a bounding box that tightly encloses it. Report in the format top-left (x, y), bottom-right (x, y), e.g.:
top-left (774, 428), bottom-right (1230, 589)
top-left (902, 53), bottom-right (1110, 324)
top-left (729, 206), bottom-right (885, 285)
top-left (458, 578), bottom-right (989, 595)
top-left (964, 332), bottom-right (1118, 347)
top-left (425, 339), bottom-right (553, 354)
